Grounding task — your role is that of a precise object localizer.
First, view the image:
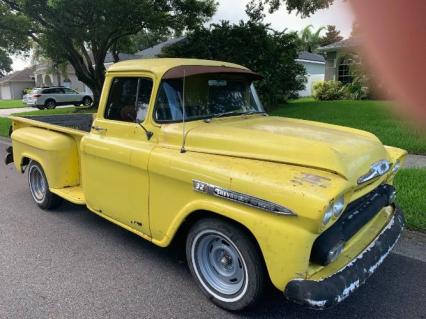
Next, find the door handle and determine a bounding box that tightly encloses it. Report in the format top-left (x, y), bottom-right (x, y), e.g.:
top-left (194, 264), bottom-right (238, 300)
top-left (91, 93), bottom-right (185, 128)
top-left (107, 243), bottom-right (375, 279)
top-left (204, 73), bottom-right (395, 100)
top-left (91, 126), bottom-right (107, 133)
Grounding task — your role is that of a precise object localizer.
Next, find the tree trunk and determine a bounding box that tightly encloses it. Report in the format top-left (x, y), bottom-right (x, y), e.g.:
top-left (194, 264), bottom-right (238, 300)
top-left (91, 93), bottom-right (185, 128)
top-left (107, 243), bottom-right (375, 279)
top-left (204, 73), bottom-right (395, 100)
top-left (86, 83), bottom-right (102, 109)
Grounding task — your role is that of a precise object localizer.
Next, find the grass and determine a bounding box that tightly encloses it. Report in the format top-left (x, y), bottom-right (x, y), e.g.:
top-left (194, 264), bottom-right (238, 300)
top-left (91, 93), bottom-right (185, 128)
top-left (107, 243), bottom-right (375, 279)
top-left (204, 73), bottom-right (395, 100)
top-left (0, 106), bottom-right (94, 137)
top-left (0, 99), bottom-right (26, 109)
top-left (272, 98), bottom-right (426, 155)
top-left (394, 168), bottom-right (426, 231)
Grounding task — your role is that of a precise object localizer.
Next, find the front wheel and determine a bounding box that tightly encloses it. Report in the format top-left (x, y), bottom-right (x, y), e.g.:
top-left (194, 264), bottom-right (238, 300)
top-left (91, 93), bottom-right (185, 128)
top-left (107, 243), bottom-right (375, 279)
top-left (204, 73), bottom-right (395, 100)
top-left (186, 218), bottom-right (266, 311)
top-left (28, 161), bottom-right (62, 209)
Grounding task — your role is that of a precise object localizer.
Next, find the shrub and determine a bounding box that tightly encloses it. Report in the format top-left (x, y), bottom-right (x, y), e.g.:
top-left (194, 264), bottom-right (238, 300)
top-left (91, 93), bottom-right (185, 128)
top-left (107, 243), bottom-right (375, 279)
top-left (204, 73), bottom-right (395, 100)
top-left (344, 77), bottom-right (368, 100)
top-left (313, 80), bottom-right (345, 100)
top-left (22, 87), bottom-right (34, 95)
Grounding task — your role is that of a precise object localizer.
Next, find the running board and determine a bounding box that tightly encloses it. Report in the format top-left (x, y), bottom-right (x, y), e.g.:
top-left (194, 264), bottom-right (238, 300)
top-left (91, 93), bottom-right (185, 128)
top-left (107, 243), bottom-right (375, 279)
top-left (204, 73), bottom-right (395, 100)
top-left (50, 186), bottom-right (85, 205)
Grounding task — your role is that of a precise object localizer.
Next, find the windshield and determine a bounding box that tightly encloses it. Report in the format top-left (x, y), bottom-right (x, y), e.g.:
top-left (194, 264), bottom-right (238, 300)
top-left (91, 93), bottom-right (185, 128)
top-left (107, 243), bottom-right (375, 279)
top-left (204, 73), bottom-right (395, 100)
top-left (155, 74), bottom-right (264, 122)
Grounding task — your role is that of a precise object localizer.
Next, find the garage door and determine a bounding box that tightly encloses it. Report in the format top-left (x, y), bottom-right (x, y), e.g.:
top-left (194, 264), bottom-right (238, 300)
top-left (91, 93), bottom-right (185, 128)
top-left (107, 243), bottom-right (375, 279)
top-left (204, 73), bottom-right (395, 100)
top-left (0, 85), bottom-right (11, 100)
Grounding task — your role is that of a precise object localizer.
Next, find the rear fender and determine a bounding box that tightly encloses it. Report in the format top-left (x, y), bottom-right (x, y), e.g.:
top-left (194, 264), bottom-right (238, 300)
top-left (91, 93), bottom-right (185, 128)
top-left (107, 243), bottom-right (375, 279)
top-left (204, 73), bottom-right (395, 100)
top-left (11, 127), bottom-right (80, 188)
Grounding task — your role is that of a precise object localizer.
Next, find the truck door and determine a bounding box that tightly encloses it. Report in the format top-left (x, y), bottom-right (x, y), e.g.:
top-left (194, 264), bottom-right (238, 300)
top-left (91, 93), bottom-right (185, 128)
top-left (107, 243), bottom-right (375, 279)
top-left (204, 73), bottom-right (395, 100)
top-left (80, 76), bottom-right (155, 236)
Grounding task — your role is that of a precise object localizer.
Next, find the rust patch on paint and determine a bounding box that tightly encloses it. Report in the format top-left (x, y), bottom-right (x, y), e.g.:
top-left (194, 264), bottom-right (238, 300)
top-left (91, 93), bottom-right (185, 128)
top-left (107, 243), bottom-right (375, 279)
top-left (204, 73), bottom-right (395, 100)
top-left (292, 173), bottom-right (331, 188)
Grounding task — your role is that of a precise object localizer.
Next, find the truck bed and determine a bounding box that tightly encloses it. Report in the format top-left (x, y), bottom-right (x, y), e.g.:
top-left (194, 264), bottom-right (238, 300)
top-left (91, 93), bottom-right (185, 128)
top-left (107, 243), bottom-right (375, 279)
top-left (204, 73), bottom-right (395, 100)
top-left (9, 113), bottom-right (93, 205)
top-left (21, 114), bottom-right (94, 133)
top-left (9, 113), bottom-right (94, 139)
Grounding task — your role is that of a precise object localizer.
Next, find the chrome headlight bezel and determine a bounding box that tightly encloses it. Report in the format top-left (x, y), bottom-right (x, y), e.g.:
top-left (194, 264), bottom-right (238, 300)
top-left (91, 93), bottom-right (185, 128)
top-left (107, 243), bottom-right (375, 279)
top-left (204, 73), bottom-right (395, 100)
top-left (332, 196), bottom-right (345, 217)
top-left (392, 160), bottom-right (401, 174)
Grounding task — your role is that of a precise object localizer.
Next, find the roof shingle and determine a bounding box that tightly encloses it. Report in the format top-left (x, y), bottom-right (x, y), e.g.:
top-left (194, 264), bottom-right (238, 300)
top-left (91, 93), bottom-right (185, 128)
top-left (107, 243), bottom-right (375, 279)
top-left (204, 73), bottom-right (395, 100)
top-left (0, 66), bottom-right (35, 83)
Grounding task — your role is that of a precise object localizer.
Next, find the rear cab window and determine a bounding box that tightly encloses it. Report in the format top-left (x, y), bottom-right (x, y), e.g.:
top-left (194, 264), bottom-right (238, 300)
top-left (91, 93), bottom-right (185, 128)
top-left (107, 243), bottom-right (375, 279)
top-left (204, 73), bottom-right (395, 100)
top-left (104, 77), bottom-right (153, 123)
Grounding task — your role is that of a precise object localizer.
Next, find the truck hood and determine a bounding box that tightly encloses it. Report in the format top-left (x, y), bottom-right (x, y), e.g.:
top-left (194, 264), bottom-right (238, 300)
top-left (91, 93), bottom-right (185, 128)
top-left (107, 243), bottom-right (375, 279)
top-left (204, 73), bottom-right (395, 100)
top-left (182, 116), bottom-right (390, 182)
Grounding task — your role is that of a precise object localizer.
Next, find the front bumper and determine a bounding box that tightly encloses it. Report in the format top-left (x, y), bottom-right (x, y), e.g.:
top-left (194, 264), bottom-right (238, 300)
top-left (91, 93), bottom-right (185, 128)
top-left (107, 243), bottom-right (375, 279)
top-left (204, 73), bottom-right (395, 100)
top-left (284, 206), bottom-right (404, 310)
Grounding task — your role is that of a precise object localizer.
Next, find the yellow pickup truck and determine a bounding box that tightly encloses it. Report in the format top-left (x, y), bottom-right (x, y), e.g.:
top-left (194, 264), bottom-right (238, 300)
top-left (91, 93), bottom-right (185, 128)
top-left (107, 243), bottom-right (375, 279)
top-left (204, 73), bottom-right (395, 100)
top-left (5, 58), bottom-right (406, 311)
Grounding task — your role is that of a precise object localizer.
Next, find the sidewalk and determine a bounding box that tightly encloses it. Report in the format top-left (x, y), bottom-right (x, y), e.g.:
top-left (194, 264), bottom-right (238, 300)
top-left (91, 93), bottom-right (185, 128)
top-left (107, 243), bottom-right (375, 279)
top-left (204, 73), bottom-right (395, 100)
top-left (404, 154), bottom-right (426, 168)
top-left (0, 105), bottom-right (71, 117)
top-left (394, 230), bottom-right (426, 262)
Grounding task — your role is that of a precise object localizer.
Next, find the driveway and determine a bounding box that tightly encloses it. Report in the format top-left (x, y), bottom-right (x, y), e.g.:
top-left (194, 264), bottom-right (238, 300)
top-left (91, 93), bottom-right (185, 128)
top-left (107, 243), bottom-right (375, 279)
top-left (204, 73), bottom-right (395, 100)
top-left (0, 145), bottom-right (425, 319)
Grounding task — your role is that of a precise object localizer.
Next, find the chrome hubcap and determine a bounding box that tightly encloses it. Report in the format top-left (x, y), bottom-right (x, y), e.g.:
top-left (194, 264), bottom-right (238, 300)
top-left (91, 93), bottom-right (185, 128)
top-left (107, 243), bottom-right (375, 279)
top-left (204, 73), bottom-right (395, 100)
top-left (29, 166), bottom-right (47, 203)
top-left (194, 233), bottom-right (245, 296)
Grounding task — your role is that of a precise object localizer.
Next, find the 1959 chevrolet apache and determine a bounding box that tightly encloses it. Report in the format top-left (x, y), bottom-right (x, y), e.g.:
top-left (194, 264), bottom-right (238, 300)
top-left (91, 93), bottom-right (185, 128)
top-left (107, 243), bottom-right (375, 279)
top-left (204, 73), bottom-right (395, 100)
top-left (4, 59), bottom-right (406, 311)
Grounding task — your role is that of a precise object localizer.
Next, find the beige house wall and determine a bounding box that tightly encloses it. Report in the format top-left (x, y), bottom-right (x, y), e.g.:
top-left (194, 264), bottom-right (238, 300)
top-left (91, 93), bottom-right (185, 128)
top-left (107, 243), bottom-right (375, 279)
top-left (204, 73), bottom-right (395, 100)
top-left (34, 60), bottom-right (92, 94)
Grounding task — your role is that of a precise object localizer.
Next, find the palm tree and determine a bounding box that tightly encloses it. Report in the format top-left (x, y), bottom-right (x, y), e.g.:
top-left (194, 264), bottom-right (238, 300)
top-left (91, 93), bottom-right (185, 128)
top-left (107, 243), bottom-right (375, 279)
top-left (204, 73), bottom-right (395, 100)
top-left (298, 25), bottom-right (325, 52)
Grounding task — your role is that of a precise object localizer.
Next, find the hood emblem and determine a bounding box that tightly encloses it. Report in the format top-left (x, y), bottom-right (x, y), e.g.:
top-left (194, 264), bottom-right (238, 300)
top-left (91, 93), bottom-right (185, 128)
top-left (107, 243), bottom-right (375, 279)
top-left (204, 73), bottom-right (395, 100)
top-left (193, 180), bottom-right (296, 216)
top-left (357, 160), bottom-right (391, 185)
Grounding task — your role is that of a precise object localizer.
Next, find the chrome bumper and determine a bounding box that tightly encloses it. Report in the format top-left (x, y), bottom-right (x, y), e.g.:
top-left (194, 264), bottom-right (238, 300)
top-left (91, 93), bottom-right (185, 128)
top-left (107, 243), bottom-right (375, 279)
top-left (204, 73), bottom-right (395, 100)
top-left (284, 206), bottom-right (404, 309)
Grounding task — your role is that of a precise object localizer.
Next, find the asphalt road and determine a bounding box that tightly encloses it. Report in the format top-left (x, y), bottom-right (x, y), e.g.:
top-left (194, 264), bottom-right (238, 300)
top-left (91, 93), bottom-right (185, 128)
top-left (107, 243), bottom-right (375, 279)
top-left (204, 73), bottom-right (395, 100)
top-left (0, 146), bottom-right (425, 319)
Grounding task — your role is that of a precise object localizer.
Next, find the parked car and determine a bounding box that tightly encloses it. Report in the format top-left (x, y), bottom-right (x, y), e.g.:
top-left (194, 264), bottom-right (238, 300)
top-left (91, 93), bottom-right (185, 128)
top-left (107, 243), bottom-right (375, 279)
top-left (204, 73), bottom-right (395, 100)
top-left (25, 86), bottom-right (93, 109)
top-left (22, 88), bottom-right (40, 105)
top-left (5, 59), bottom-right (406, 312)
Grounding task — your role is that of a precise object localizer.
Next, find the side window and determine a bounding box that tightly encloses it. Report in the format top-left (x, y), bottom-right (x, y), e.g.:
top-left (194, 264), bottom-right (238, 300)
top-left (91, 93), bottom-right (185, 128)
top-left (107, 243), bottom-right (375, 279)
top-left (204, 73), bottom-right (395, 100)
top-left (155, 80), bottom-right (184, 122)
top-left (64, 88), bottom-right (77, 94)
top-left (105, 77), bottom-right (153, 123)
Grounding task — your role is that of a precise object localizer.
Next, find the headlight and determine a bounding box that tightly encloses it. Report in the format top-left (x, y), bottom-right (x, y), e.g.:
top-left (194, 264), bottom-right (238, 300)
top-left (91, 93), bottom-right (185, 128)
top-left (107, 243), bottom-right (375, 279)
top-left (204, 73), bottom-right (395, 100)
top-left (392, 160), bottom-right (401, 174)
top-left (322, 207), bottom-right (333, 225)
top-left (322, 196), bottom-right (345, 225)
top-left (332, 196), bottom-right (345, 217)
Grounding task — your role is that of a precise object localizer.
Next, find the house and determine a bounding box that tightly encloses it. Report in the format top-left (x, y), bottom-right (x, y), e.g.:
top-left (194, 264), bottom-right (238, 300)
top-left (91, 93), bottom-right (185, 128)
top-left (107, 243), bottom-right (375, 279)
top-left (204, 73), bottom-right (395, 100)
top-left (317, 37), bottom-right (361, 84)
top-left (0, 67), bottom-right (35, 100)
top-left (295, 51), bottom-right (325, 97)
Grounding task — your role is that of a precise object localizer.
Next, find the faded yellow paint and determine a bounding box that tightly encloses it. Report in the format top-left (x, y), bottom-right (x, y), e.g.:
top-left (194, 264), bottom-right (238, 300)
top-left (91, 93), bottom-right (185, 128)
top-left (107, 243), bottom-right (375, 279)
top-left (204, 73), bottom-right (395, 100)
top-left (9, 58), bottom-right (407, 292)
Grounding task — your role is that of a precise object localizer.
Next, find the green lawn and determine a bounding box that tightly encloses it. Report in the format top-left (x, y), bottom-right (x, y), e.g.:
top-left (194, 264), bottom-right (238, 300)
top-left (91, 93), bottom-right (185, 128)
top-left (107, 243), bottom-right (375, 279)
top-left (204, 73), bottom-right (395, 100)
top-left (394, 168), bottom-right (426, 231)
top-left (0, 99), bottom-right (26, 109)
top-left (272, 98), bottom-right (426, 155)
top-left (0, 107), bottom-right (94, 137)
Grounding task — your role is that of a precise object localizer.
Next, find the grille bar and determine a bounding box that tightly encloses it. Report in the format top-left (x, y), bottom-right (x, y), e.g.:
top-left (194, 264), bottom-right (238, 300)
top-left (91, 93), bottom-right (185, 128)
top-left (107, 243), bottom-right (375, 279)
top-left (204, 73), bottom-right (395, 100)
top-left (310, 184), bottom-right (395, 265)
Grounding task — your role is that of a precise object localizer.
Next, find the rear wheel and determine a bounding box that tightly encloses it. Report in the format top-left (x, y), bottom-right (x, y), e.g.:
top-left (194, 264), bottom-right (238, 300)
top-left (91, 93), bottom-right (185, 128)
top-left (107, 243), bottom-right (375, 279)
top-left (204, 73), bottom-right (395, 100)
top-left (28, 161), bottom-right (62, 209)
top-left (186, 218), bottom-right (266, 311)
top-left (82, 96), bottom-right (92, 107)
top-left (45, 99), bottom-right (56, 109)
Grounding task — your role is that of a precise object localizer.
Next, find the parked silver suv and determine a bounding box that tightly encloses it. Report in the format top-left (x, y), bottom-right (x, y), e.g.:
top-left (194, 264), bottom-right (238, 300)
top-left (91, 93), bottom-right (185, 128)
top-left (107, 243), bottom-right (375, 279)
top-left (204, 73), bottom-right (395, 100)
top-left (26, 87), bottom-right (93, 109)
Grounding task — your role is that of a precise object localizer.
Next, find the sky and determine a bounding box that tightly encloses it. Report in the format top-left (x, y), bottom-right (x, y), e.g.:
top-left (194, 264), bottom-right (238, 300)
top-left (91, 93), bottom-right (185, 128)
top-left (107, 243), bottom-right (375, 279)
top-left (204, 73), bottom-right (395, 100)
top-left (11, 0), bottom-right (354, 71)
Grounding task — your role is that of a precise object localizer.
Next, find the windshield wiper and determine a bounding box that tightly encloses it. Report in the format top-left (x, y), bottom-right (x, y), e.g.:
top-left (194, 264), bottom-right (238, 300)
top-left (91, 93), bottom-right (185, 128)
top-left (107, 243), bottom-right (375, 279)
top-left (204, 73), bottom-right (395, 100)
top-left (208, 110), bottom-right (264, 120)
top-left (213, 110), bottom-right (244, 119)
top-left (243, 110), bottom-right (266, 116)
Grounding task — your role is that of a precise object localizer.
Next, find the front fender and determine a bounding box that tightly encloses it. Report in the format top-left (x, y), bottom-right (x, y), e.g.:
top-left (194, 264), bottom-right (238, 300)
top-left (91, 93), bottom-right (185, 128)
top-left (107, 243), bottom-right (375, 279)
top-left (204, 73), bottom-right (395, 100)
top-left (153, 198), bottom-right (316, 291)
top-left (11, 127), bottom-right (80, 188)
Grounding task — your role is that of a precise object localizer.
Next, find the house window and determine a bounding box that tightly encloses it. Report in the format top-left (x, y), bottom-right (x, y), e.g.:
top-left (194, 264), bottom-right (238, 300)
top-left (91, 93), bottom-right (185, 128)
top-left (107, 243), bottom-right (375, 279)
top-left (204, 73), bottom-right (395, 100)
top-left (337, 57), bottom-right (353, 84)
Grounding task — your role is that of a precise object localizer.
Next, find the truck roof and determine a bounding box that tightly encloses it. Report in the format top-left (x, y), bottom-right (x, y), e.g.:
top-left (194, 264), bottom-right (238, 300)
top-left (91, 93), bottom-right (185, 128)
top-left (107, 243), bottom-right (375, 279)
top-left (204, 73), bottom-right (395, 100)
top-left (107, 58), bottom-right (249, 77)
